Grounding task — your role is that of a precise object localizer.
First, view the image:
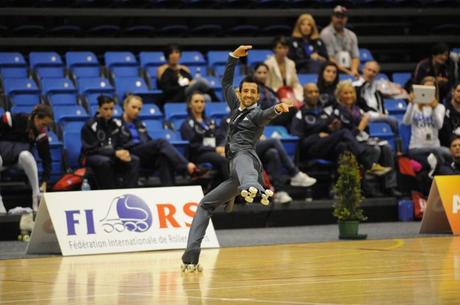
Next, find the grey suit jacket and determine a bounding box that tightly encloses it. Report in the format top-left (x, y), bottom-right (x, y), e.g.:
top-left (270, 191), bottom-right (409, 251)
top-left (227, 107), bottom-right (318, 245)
top-left (222, 55), bottom-right (280, 158)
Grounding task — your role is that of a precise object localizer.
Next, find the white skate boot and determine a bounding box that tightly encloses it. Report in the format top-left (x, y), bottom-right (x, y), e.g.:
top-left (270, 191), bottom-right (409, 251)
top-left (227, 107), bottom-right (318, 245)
top-left (181, 263), bottom-right (203, 273)
top-left (240, 186), bottom-right (258, 203)
top-left (18, 213), bottom-right (34, 242)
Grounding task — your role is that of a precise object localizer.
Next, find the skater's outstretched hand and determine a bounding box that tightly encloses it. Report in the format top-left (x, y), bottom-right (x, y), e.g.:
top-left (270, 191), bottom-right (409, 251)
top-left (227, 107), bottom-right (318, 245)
top-left (275, 102), bottom-right (293, 113)
top-left (231, 45), bottom-right (253, 58)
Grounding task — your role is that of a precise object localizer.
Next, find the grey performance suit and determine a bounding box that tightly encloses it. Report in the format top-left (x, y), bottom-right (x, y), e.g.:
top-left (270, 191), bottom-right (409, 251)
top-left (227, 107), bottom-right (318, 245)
top-left (182, 54), bottom-right (282, 264)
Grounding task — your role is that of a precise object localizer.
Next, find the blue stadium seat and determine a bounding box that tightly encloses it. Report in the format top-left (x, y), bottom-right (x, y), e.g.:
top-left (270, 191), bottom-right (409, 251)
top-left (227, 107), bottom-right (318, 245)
top-left (188, 65), bottom-right (208, 77)
top-left (392, 72), bottom-right (411, 87)
top-left (247, 49), bottom-right (272, 67)
top-left (375, 73), bottom-right (389, 81)
top-left (143, 118), bottom-right (164, 131)
top-left (263, 125), bottom-right (299, 157)
top-left (214, 64), bottom-right (243, 78)
top-left (359, 48), bottom-right (374, 63)
top-left (150, 128), bottom-right (188, 155)
top-left (207, 50), bottom-right (231, 69)
top-left (104, 51), bottom-right (139, 78)
top-left (34, 130), bottom-right (63, 183)
top-left (29, 52), bottom-right (65, 79)
top-left (206, 102), bottom-right (230, 124)
top-left (0, 52), bottom-right (28, 79)
top-left (10, 105), bottom-right (35, 113)
top-left (205, 76), bottom-right (223, 98)
top-left (180, 51), bottom-right (206, 67)
top-left (65, 51), bottom-right (100, 79)
top-left (399, 122), bottom-right (411, 154)
top-left (384, 98), bottom-right (406, 115)
top-left (139, 51), bottom-right (166, 69)
top-left (53, 105), bottom-right (89, 127)
top-left (62, 123), bottom-right (84, 169)
top-left (298, 73), bottom-right (318, 85)
top-left (113, 77), bottom-right (161, 102)
top-left (89, 104), bottom-right (122, 117)
top-left (339, 74), bottom-right (355, 82)
top-left (138, 103), bottom-right (162, 120)
top-left (368, 122), bottom-right (395, 149)
top-left (164, 103), bottom-right (188, 129)
top-left (3, 78), bottom-right (41, 106)
top-left (77, 77), bottom-right (115, 106)
top-left (41, 78), bottom-right (78, 106)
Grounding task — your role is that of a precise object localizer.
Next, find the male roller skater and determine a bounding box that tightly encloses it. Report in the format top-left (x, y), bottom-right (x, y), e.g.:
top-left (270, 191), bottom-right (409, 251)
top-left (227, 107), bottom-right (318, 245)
top-left (181, 45), bottom-right (293, 272)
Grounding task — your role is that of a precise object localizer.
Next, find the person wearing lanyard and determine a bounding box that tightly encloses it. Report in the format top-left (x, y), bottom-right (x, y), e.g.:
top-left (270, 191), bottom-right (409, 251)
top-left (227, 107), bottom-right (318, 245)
top-left (181, 45), bottom-right (293, 272)
top-left (122, 95), bottom-right (201, 186)
top-left (180, 92), bottom-right (229, 189)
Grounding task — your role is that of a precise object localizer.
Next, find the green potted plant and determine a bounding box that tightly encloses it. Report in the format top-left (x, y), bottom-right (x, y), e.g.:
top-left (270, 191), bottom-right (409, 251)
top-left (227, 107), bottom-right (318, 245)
top-left (333, 151), bottom-right (368, 240)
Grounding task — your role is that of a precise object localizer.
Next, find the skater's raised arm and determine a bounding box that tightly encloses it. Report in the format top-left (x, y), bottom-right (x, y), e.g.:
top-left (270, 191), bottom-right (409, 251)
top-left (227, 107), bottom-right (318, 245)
top-left (222, 45), bottom-right (252, 111)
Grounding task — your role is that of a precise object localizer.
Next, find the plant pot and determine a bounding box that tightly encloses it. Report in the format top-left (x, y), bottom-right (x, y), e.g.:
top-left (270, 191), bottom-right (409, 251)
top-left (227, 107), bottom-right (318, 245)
top-left (338, 220), bottom-right (367, 240)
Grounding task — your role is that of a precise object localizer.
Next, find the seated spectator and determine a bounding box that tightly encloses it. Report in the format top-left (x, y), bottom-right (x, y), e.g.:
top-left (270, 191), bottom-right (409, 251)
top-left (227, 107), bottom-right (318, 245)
top-left (180, 92), bottom-right (229, 189)
top-left (320, 6), bottom-right (360, 79)
top-left (292, 83), bottom-right (396, 196)
top-left (353, 60), bottom-right (401, 151)
top-left (403, 77), bottom-right (451, 175)
top-left (438, 135), bottom-right (460, 175)
top-left (121, 95), bottom-right (201, 186)
top-left (412, 43), bottom-right (456, 102)
top-left (81, 95), bottom-right (139, 189)
top-left (0, 104), bottom-right (53, 212)
top-left (317, 61), bottom-right (339, 107)
top-left (157, 44), bottom-right (219, 104)
top-left (288, 13), bottom-right (328, 74)
top-left (264, 36), bottom-right (303, 103)
top-left (440, 82), bottom-right (460, 146)
top-left (252, 62), bottom-right (296, 128)
top-left (330, 81), bottom-right (399, 196)
top-left (219, 114), bottom-right (316, 204)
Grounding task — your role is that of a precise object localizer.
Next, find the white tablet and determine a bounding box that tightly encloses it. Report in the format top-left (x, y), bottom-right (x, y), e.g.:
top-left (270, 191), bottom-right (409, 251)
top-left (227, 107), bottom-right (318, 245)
top-left (412, 85), bottom-right (435, 104)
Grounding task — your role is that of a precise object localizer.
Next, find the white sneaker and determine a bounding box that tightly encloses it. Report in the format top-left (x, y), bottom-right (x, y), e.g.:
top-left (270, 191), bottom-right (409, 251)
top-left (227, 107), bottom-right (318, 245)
top-left (0, 202), bottom-right (6, 214)
top-left (290, 172), bottom-right (317, 187)
top-left (273, 191), bottom-right (293, 204)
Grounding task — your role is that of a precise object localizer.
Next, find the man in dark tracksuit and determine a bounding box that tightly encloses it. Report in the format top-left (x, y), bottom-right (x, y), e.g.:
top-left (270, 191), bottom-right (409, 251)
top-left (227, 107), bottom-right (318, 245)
top-left (122, 95), bottom-right (199, 186)
top-left (438, 135), bottom-right (460, 175)
top-left (181, 45), bottom-right (293, 271)
top-left (81, 96), bottom-right (139, 189)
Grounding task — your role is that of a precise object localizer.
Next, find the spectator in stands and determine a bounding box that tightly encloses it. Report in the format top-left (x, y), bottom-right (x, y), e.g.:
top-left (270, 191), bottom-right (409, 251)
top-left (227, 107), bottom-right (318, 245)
top-left (122, 95), bottom-right (202, 186)
top-left (81, 95), bottom-right (139, 190)
top-left (353, 60), bottom-right (401, 151)
top-left (0, 104), bottom-right (53, 212)
top-left (157, 44), bottom-right (219, 104)
top-left (252, 62), bottom-right (296, 128)
top-left (331, 81), bottom-right (399, 196)
top-left (440, 82), bottom-right (460, 146)
top-left (317, 61), bottom-right (339, 107)
top-left (412, 43), bottom-right (456, 102)
top-left (218, 114), bottom-right (316, 204)
top-left (288, 13), bottom-right (328, 74)
top-left (438, 135), bottom-right (460, 175)
top-left (403, 76), bottom-right (451, 175)
top-left (180, 92), bottom-right (229, 189)
top-left (320, 6), bottom-right (360, 79)
top-left (264, 36), bottom-right (303, 103)
top-left (292, 83), bottom-right (394, 189)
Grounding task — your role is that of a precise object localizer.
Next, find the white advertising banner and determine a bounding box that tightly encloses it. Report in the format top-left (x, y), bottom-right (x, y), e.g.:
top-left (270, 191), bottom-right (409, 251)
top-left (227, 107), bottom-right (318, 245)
top-left (27, 186), bottom-right (219, 256)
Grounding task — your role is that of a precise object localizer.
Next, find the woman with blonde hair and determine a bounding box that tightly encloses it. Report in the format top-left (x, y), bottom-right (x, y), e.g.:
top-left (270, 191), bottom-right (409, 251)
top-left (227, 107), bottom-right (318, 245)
top-left (288, 13), bottom-right (328, 73)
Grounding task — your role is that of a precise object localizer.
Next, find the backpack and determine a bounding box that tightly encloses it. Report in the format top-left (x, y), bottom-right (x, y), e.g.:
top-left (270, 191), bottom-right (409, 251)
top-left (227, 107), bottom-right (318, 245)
top-left (52, 168), bottom-right (87, 191)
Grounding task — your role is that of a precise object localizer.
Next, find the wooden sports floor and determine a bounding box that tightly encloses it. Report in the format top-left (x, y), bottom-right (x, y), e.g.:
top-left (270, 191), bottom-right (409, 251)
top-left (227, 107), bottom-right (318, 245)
top-left (1, 237), bottom-right (460, 305)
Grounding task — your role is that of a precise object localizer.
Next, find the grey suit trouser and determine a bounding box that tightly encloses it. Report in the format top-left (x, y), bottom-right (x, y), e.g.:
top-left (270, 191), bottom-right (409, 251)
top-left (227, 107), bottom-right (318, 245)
top-left (182, 150), bottom-right (265, 264)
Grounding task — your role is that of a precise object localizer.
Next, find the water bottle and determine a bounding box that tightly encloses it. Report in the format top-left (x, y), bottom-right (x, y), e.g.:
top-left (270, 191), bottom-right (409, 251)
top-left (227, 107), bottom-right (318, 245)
top-left (81, 178), bottom-right (91, 191)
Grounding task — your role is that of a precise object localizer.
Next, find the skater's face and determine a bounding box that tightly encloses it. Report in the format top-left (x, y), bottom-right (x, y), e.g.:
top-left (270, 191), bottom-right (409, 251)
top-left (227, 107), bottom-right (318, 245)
top-left (189, 93), bottom-right (206, 115)
top-left (452, 84), bottom-right (460, 104)
top-left (450, 138), bottom-right (460, 159)
top-left (323, 65), bottom-right (337, 84)
top-left (98, 102), bottom-right (115, 121)
top-left (33, 116), bottom-right (52, 131)
top-left (254, 65), bottom-right (269, 84)
top-left (124, 97), bottom-right (142, 121)
top-left (303, 83), bottom-right (319, 106)
top-left (362, 61), bottom-right (379, 82)
top-left (338, 84), bottom-right (356, 106)
top-left (239, 82), bottom-right (259, 108)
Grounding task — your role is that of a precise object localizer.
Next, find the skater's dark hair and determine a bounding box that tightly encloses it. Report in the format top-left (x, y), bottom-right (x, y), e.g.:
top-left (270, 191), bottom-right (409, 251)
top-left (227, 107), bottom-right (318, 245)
top-left (239, 76), bottom-right (259, 94)
top-left (97, 95), bottom-right (115, 107)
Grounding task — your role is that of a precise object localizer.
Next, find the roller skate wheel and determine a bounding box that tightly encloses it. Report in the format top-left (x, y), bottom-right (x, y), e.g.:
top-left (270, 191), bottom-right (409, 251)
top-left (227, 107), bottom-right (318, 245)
top-left (182, 264), bottom-right (203, 273)
top-left (264, 189), bottom-right (274, 197)
top-left (17, 235), bottom-right (23, 241)
top-left (23, 235), bottom-right (30, 242)
top-left (260, 197), bottom-right (270, 206)
top-left (248, 187), bottom-right (258, 198)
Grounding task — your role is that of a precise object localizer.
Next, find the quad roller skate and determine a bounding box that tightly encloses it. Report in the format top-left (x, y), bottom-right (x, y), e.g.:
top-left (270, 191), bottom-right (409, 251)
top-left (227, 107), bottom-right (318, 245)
top-left (18, 213), bottom-right (34, 242)
top-left (240, 187), bottom-right (274, 206)
top-left (181, 263), bottom-right (203, 273)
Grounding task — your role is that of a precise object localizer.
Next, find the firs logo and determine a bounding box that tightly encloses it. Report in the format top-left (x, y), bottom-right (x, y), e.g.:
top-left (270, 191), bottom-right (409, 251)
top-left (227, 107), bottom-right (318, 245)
top-left (65, 195), bottom-right (198, 236)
